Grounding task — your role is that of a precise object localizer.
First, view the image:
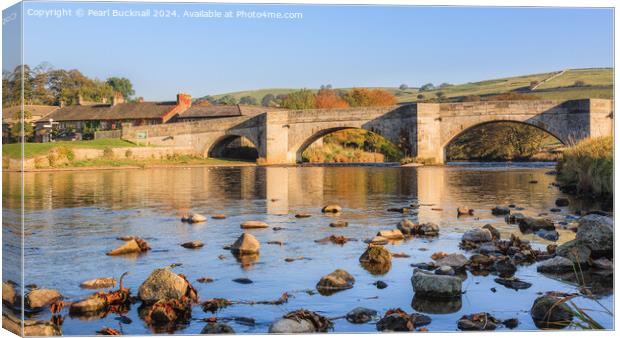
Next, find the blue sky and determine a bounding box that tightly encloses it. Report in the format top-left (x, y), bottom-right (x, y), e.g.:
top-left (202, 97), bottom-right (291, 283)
top-left (7, 2), bottom-right (615, 100)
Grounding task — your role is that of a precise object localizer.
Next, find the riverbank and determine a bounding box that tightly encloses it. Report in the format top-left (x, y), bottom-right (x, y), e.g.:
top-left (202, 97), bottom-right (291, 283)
top-left (557, 136), bottom-right (612, 200)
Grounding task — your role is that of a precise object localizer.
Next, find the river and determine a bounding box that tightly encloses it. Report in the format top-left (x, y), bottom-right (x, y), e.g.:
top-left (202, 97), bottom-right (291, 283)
top-left (2, 163), bottom-right (613, 334)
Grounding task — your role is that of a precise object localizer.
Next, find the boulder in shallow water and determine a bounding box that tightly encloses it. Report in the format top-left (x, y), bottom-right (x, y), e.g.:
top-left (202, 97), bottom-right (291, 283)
top-left (397, 219), bottom-right (416, 236)
top-left (25, 288), bottom-right (62, 309)
top-left (80, 278), bottom-right (116, 289)
top-left (411, 269), bottom-right (462, 299)
top-left (138, 269), bottom-right (193, 303)
top-left (592, 257), bottom-right (613, 270)
top-left (457, 312), bottom-right (499, 330)
top-left (359, 245), bottom-right (392, 265)
top-left (346, 307), bottom-right (377, 324)
top-left (536, 256), bottom-right (575, 274)
top-left (416, 222), bottom-right (439, 236)
top-left (230, 233), bottom-right (260, 255)
top-left (188, 213), bottom-right (207, 223)
top-left (576, 214), bottom-right (613, 258)
top-left (181, 240), bottom-right (204, 249)
top-left (530, 295), bottom-right (573, 329)
top-left (201, 323), bottom-right (235, 334)
top-left (434, 253), bottom-right (468, 270)
top-left (492, 206), bottom-right (511, 216)
top-left (329, 220), bottom-right (348, 228)
top-left (321, 204), bottom-right (342, 213)
top-left (377, 229), bottom-right (404, 240)
top-left (316, 269), bottom-right (355, 295)
top-left (462, 228), bottom-right (492, 243)
top-left (555, 198), bottom-right (570, 207)
top-left (556, 239), bottom-right (591, 265)
top-left (106, 238), bottom-right (150, 256)
top-left (240, 220), bottom-right (268, 229)
top-left (457, 207), bottom-right (474, 216)
top-left (482, 224), bottom-right (501, 240)
top-left (518, 217), bottom-right (555, 233)
top-left (2, 282), bottom-right (16, 307)
top-left (269, 310), bottom-right (332, 333)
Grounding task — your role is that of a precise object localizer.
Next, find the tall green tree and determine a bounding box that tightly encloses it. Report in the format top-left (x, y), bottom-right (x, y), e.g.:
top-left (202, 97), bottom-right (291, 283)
top-left (105, 77), bottom-right (135, 100)
top-left (280, 89), bottom-right (316, 109)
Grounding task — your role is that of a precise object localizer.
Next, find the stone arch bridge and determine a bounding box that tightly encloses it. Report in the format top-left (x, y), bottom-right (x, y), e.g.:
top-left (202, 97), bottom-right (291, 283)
top-left (121, 99), bottom-right (613, 164)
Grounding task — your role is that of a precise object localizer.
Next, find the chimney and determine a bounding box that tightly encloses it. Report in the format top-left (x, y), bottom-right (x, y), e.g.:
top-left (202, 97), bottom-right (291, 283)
top-left (77, 94), bottom-right (83, 105)
top-left (112, 92), bottom-right (125, 106)
top-left (176, 93), bottom-right (192, 108)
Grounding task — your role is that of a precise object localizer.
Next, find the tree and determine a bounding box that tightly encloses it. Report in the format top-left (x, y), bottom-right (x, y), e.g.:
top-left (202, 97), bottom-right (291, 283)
top-left (416, 94), bottom-right (425, 101)
top-left (439, 82), bottom-right (452, 88)
top-left (216, 95), bottom-right (238, 105)
top-left (399, 84), bottom-right (408, 90)
top-left (419, 83), bottom-right (434, 91)
top-left (10, 110), bottom-right (34, 141)
top-left (343, 88), bottom-right (397, 107)
top-left (435, 91), bottom-right (445, 101)
top-left (280, 89), bottom-right (316, 109)
top-left (315, 88), bottom-right (349, 109)
top-left (105, 77), bottom-right (135, 100)
top-left (261, 94), bottom-right (275, 107)
top-left (239, 96), bottom-right (258, 105)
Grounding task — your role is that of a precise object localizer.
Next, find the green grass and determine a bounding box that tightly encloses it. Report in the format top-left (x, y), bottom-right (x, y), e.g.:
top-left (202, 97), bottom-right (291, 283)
top-left (205, 68), bottom-right (612, 104)
top-left (557, 136), bottom-right (613, 198)
top-left (2, 139), bottom-right (142, 159)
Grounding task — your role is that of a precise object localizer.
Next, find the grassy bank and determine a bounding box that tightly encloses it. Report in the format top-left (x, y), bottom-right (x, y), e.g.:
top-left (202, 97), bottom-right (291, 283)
top-left (301, 129), bottom-right (402, 163)
top-left (2, 139), bottom-right (142, 159)
top-left (67, 156), bottom-right (254, 169)
top-left (557, 136), bottom-right (612, 198)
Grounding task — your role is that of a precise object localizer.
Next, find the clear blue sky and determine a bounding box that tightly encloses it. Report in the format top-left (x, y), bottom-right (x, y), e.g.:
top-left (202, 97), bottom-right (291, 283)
top-left (11, 2), bottom-right (615, 100)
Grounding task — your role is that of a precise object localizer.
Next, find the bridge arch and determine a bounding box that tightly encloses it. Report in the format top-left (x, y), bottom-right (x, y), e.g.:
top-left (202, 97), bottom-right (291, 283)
top-left (205, 133), bottom-right (260, 160)
top-left (441, 119), bottom-right (566, 162)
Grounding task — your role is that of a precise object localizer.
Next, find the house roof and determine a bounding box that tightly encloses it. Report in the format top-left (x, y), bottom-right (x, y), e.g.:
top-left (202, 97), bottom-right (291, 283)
top-left (3, 105), bottom-right (59, 124)
top-left (39, 101), bottom-right (177, 122)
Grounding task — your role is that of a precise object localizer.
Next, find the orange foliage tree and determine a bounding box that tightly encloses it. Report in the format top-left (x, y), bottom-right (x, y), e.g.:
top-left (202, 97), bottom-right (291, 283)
top-left (315, 88), bottom-right (349, 109)
top-left (343, 88), bottom-right (397, 107)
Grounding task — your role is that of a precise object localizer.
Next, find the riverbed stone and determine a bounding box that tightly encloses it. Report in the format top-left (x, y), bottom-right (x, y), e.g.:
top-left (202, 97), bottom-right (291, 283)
top-left (493, 259), bottom-right (516, 277)
top-left (518, 217), bottom-right (555, 233)
top-left (397, 219), bottom-right (416, 236)
top-left (80, 278), bottom-right (116, 289)
top-left (457, 312), bottom-right (499, 330)
top-left (536, 229), bottom-right (559, 241)
top-left (592, 257), bottom-right (613, 270)
top-left (346, 307), bottom-right (378, 324)
top-left (69, 297), bottom-right (107, 316)
top-left (138, 269), bottom-right (191, 303)
top-left (316, 269), bottom-right (355, 294)
top-left (321, 204), bottom-right (342, 213)
top-left (416, 222), bottom-right (439, 236)
top-left (530, 295), bottom-right (573, 329)
top-left (269, 318), bottom-right (316, 333)
top-left (25, 288), bottom-right (62, 309)
top-left (188, 213), bottom-right (207, 223)
top-left (201, 323), bottom-right (235, 334)
top-left (462, 228), bottom-right (492, 243)
top-left (494, 277), bottom-right (532, 290)
top-left (181, 240), bottom-right (204, 249)
top-left (505, 212), bottom-right (526, 224)
top-left (482, 224), bottom-right (501, 240)
top-left (556, 239), bottom-right (591, 265)
top-left (435, 266), bottom-right (455, 276)
top-left (360, 245), bottom-right (392, 265)
top-left (434, 253), bottom-right (468, 270)
top-left (478, 242), bottom-right (501, 255)
top-left (536, 256), bottom-right (575, 274)
top-left (2, 282), bottom-right (16, 307)
top-left (329, 220), bottom-right (348, 228)
top-left (106, 239), bottom-right (143, 255)
top-left (492, 206), bottom-right (511, 216)
top-left (2, 313), bottom-right (62, 336)
top-left (240, 220), bottom-right (268, 229)
top-left (411, 269), bottom-right (462, 299)
top-left (230, 233), bottom-right (260, 255)
top-left (576, 214), bottom-right (613, 258)
top-left (377, 229), bottom-right (404, 240)
top-left (457, 207), bottom-right (474, 216)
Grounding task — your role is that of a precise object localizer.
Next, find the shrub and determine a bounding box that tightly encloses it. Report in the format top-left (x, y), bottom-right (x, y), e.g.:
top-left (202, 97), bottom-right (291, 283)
top-left (103, 147), bottom-right (114, 159)
top-left (125, 149), bottom-right (133, 159)
top-left (557, 136), bottom-right (612, 198)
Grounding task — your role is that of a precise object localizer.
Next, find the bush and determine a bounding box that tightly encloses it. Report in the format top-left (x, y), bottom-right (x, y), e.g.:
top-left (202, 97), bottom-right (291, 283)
top-left (557, 136), bottom-right (612, 198)
top-left (103, 147), bottom-right (114, 159)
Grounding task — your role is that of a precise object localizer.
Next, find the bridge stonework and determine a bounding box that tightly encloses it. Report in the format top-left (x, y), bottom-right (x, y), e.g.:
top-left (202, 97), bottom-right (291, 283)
top-left (122, 98), bottom-right (613, 164)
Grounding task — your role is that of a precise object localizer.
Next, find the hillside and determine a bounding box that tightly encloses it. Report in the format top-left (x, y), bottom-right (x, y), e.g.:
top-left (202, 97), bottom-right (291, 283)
top-left (203, 68), bottom-right (613, 104)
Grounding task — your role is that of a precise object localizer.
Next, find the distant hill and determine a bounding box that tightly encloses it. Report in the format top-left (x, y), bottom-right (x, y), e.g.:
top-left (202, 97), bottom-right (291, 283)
top-left (199, 68), bottom-right (612, 105)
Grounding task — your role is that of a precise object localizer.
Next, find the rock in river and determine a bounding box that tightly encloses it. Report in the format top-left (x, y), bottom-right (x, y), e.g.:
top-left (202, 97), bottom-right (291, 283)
top-left (462, 228), bottom-right (492, 243)
top-left (416, 222), bottom-right (439, 236)
top-left (80, 278), bottom-right (116, 289)
top-left (376, 309), bottom-right (431, 331)
top-left (457, 207), bottom-right (474, 216)
top-left (555, 198), bottom-right (570, 207)
top-left (240, 220), bottom-right (269, 229)
top-left (182, 213), bottom-right (207, 223)
top-left (3, 313), bottom-right (62, 336)
top-left (491, 206), bottom-right (511, 216)
top-left (106, 238), bottom-right (150, 256)
top-left (359, 245), bottom-right (392, 275)
top-left (329, 220), bottom-right (348, 228)
top-left (411, 269), bottom-right (462, 299)
top-left (482, 224), bottom-right (501, 240)
top-left (556, 239), bottom-right (591, 265)
top-left (2, 282), bottom-right (16, 307)
top-left (494, 277), bottom-right (532, 290)
top-left (316, 269), bottom-right (355, 295)
top-left (576, 214), bottom-right (613, 258)
top-left (181, 240), bottom-right (204, 249)
top-left (518, 217), bottom-right (555, 233)
top-left (25, 288), bottom-right (62, 310)
top-left (530, 295), bottom-right (573, 329)
top-left (458, 312), bottom-right (499, 330)
top-left (347, 307), bottom-right (378, 324)
top-left (536, 256), bottom-right (575, 274)
top-left (434, 253), bottom-right (468, 270)
top-left (377, 229), bottom-right (404, 240)
top-left (231, 233), bottom-right (260, 255)
top-left (321, 204), bottom-right (342, 213)
top-left (269, 310), bottom-right (332, 333)
top-left (138, 269), bottom-right (194, 303)
top-left (201, 323), bottom-right (235, 334)
top-left (397, 219), bottom-right (416, 236)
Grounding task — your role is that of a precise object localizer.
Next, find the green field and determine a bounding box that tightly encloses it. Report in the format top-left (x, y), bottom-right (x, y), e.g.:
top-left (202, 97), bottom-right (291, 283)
top-left (2, 139), bottom-right (141, 159)
top-left (205, 68), bottom-right (613, 104)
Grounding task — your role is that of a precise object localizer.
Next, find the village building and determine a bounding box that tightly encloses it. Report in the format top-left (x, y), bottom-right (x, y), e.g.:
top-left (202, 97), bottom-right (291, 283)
top-left (2, 105), bottom-right (59, 143)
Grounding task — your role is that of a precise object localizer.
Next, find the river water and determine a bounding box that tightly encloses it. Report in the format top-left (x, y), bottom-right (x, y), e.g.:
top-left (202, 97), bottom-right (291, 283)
top-left (2, 163), bottom-right (613, 334)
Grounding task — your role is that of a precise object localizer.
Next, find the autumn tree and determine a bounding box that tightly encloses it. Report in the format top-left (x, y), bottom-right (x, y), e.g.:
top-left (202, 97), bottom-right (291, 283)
top-left (239, 96), bottom-right (258, 105)
top-left (315, 88), bottom-right (349, 109)
top-left (343, 88), bottom-right (397, 107)
top-left (261, 93), bottom-right (275, 107)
